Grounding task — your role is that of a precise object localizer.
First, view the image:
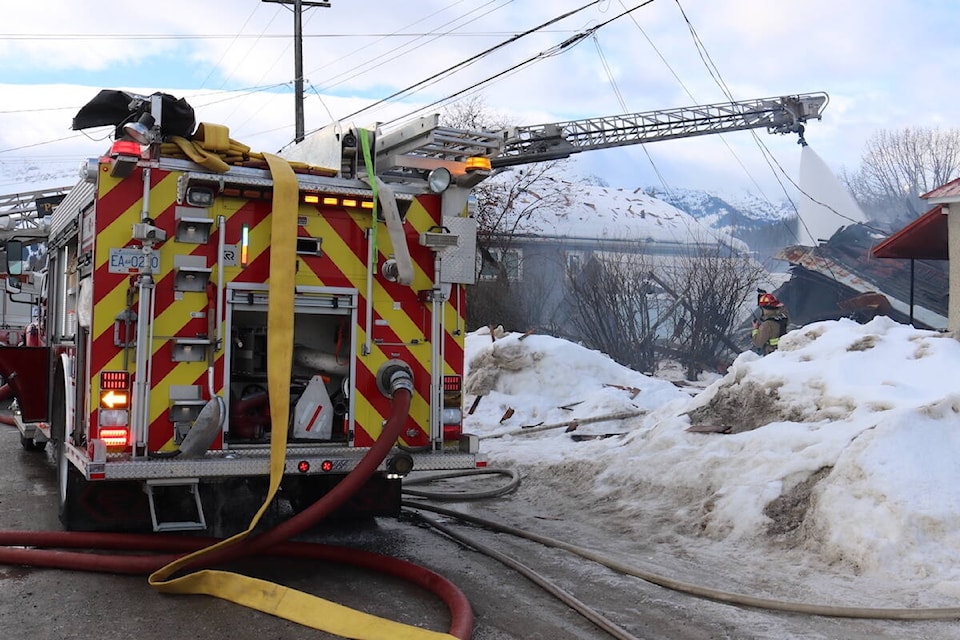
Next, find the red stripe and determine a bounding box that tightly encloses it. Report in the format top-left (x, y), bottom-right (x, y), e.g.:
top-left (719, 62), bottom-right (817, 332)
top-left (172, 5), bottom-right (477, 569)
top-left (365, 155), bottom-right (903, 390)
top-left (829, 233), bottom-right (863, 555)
top-left (304, 404), bottom-right (324, 432)
top-left (94, 166), bottom-right (160, 230)
top-left (324, 210), bottom-right (369, 264)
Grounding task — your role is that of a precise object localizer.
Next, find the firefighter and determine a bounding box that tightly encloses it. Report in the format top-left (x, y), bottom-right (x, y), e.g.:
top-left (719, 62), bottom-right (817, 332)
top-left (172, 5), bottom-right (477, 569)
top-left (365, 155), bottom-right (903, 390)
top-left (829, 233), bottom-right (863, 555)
top-left (751, 292), bottom-right (789, 355)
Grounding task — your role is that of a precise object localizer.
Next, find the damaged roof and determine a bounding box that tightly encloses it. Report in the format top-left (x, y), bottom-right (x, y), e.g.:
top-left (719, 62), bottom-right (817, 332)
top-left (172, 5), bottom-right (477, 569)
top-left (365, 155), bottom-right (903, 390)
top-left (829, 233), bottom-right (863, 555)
top-left (776, 224), bottom-right (948, 329)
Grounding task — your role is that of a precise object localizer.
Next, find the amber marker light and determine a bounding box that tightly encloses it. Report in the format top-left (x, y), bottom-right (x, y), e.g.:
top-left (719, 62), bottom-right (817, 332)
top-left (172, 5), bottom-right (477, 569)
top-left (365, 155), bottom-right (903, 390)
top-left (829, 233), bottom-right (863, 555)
top-left (465, 156), bottom-right (492, 172)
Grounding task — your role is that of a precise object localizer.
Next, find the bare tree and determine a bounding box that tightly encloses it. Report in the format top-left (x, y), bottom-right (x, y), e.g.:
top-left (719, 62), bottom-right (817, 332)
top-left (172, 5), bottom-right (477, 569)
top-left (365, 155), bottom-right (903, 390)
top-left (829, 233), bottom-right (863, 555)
top-left (441, 97), bottom-right (577, 332)
top-left (842, 127), bottom-right (960, 227)
top-left (564, 250), bottom-right (657, 373)
top-left (661, 246), bottom-right (767, 379)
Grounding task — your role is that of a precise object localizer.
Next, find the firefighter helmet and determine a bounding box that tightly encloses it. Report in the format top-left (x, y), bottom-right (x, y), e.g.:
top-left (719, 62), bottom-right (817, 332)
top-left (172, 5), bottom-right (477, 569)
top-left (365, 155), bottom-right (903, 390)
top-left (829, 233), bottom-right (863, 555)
top-left (758, 293), bottom-right (783, 308)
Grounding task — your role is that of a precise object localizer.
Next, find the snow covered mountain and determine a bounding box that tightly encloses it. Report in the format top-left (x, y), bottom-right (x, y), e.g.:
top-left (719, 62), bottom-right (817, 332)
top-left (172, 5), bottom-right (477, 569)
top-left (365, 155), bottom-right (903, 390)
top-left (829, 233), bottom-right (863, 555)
top-left (643, 186), bottom-right (796, 230)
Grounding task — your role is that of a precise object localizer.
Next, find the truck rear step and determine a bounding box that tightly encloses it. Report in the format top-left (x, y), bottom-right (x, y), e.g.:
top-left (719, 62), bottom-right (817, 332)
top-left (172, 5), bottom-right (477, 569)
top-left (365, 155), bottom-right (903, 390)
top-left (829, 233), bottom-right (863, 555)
top-left (145, 478), bottom-right (207, 532)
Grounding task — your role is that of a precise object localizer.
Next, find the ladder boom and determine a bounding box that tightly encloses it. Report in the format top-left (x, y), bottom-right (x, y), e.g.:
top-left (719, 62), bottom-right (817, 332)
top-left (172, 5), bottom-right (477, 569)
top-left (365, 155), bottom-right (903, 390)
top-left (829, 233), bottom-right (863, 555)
top-left (491, 92), bottom-right (829, 168)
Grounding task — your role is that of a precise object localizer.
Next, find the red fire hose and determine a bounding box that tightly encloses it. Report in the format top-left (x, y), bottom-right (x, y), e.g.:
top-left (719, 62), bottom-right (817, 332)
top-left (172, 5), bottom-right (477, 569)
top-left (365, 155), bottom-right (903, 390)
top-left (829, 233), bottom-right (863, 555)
top-left (0, 384), bottom-right (473, 640)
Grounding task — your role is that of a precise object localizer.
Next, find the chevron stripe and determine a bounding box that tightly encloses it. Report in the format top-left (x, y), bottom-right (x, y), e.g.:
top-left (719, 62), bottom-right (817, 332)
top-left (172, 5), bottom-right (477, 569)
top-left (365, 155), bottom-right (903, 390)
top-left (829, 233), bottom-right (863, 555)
top-left (85, 163), bottom-right (466, 455)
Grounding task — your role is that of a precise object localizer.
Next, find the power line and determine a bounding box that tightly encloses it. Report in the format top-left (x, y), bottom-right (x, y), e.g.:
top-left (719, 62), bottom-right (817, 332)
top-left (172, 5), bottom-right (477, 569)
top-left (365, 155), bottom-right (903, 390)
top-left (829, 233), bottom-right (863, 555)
top-left (315, 0), bottom-right (609, 135)
top-left (199, 4), bottom-right (264, 90)
top-left (591, 34), bottom-right (671, 192)
top-left (670, 0), bottom-right (812, 247)
top-left (0, 31), bottom-right (578, 40)
top-left (304, 0), bottom-right (511, 98)
top-left (377, 0), bottom-right (658, 129)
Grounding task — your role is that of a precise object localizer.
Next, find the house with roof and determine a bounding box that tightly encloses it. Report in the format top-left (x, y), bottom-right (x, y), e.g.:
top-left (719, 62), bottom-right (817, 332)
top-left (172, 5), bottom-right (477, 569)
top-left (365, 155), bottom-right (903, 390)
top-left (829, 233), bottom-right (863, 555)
top-left (878, 179), bottom-right (960, 331)
top-left (477, 182), bottom-right (753, 354)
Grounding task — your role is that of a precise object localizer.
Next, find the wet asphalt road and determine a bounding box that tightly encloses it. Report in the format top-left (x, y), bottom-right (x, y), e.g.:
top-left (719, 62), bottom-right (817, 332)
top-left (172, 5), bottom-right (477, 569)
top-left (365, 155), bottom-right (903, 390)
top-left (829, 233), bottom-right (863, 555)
top-left (3, 420), bottom-right (960, 640)
top-left (0, 422), bottom-right (619, 640)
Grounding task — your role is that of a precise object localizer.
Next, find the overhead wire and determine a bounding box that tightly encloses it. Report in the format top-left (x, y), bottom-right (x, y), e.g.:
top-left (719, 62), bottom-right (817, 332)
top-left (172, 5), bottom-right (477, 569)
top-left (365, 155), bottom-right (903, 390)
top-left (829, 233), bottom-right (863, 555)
top-left (671, 0), bottom-right (827, 247)
top-left (0, 31), bottom-right (584, 41)
top-left (313, 0), bottom-right (613, 135)
top-left (297, 0), bottom-right (511, 136)
top-left (198, 4), bottom-right (262, 89)
top-left (590, 32), bottom-right (746, 257)
top-left (303, 0), bottom-right (510, 96)
top-left (215, 4), bottom-right (290, 125)
top-left (252, 0), bottom-right (513, 142)
top-left (0, 3), bottom-right (639, 159)
top-left (378, 1), bottom-right (658, 130)
top-left (612, 0), bottom-right (814, 251)
top-left (668, 0), bottom-right (892, 305)
top-left (616, 0), bottom-right (801, 248)
top-left (591, 33), bottom-right (670, 192)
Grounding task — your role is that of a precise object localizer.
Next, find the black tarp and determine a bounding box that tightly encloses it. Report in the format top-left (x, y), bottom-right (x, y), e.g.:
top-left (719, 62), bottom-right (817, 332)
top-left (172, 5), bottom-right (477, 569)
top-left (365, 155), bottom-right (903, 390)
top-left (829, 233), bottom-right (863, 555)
top-left (72, 90), bottom-right (196, 139)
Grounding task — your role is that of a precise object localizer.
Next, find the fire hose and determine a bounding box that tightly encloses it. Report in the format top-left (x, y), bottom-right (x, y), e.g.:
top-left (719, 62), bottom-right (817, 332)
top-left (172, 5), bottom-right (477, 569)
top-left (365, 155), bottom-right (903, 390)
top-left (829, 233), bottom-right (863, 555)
top-left (0, 151), bottom-right (470, 640)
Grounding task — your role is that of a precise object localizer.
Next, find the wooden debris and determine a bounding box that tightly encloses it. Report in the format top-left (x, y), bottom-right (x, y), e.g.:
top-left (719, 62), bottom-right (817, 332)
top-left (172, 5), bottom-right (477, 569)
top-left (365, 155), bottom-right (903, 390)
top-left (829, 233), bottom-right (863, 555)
top-left (467, 395), bottom-right (483, 415)
top-left (520, 421), bottom-right (544, 429)
top-left (603, 383), bottom-right (642, 399)
top-left (558, 401), bottom-right (583, 411)
top-left (570, 433), bottom-right (626, 442)
top-left (484, 410), bottom-right (644, 439)
top-left (518, 329), bottom-right (536, 341)
top-left (499, 407), bottom-right (515, 423)
top-left (686, 424), bottom-right (732, 434)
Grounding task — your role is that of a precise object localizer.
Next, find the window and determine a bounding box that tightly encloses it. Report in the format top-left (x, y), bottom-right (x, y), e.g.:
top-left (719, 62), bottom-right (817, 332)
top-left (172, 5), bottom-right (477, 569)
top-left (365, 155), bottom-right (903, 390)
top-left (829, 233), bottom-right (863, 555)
top-left (566, 251), bottom-right (583, 275)
top-left (477, 248), bottom-right (522, 281)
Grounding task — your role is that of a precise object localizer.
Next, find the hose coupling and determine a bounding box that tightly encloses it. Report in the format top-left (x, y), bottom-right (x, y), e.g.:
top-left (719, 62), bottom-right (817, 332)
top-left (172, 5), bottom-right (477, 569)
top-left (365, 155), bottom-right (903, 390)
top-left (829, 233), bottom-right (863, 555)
top-left (376, 359), bottom-right (414, 397)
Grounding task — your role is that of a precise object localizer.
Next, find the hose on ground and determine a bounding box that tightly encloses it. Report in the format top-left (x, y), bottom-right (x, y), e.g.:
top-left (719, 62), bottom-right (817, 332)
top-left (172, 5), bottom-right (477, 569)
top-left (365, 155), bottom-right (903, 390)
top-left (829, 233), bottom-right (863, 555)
top-left (0, 386), bottom-right (472, 640)
top-left (403, 469), bottom-right (646, 640)
top-left (0, 528), bottom-right (470, 630)
top-left (407, 500), bottom-right (960, 621)
top-left (408, 509), bottom-right (642, 640)
top-left (403, 468), bottom-right (521, 501)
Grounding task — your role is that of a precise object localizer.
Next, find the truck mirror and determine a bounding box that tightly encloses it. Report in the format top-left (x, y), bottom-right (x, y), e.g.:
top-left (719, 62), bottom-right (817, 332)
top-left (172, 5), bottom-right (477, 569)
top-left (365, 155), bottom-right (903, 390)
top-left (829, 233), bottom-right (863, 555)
top-left (6, 240), bottom-right (23, 276)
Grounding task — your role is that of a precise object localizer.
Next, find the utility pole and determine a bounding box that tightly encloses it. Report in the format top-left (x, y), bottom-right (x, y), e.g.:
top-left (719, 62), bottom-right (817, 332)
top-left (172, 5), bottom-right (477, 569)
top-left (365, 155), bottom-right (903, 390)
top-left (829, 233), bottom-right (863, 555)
top-left (262, 0), bottom-right (331, 143)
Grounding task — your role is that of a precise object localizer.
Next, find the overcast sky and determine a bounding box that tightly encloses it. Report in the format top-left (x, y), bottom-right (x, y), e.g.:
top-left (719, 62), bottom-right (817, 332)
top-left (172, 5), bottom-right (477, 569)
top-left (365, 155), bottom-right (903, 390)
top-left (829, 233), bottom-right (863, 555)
top-left (0, 0), bottom-right (956, 200)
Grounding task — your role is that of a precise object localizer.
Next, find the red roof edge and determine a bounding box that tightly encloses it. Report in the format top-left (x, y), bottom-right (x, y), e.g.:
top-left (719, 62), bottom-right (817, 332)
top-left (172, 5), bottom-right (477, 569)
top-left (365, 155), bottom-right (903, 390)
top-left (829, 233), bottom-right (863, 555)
top-left (872, 205), bottom-right (948, 260)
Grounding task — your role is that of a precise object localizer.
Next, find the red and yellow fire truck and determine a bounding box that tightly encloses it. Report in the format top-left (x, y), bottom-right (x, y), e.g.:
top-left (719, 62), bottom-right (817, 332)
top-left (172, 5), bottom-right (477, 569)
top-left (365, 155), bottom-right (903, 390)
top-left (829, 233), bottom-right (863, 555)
top-left (0, 89), bottom-right (827, 532)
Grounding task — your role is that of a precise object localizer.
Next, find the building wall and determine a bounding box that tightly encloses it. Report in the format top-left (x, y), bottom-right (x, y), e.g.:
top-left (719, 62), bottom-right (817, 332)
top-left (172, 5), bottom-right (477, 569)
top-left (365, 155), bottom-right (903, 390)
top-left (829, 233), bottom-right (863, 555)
top-left (949, 207), bottom-right (960, 331)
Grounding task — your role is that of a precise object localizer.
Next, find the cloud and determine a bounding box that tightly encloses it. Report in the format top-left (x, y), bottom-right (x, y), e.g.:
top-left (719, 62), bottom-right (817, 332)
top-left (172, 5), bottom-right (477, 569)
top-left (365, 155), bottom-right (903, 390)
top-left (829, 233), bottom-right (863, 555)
top-left (0, 1), bottom-right (958, 196)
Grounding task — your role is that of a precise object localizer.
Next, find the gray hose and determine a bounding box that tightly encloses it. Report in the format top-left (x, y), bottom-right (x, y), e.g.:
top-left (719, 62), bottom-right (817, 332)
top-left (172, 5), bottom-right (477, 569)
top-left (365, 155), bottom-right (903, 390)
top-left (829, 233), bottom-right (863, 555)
top-left (407, 501), bottom-right (960, 621)
top-left (408, 510), bottom-right (644, 640)
top-left (402, 468), bottom-right (520, 501)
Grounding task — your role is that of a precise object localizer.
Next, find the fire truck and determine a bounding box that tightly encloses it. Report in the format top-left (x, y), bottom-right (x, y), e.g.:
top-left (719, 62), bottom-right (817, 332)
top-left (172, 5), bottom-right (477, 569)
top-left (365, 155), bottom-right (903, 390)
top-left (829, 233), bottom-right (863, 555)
top-left (0, 188), bottom-right (68, 347)
top-left (0, 89), bottom-right (827, 532)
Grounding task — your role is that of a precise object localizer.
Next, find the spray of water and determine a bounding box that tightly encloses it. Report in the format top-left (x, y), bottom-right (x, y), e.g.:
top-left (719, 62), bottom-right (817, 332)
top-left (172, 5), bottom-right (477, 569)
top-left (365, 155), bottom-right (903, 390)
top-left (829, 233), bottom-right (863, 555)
top-left (796, 145), bottom-right (867, 246)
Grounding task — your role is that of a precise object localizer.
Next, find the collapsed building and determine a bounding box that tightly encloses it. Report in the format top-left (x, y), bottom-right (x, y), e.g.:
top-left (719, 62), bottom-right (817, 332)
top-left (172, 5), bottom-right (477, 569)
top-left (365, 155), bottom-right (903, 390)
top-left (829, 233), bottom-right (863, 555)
top-left (773, 210), bottom-right (949, 332)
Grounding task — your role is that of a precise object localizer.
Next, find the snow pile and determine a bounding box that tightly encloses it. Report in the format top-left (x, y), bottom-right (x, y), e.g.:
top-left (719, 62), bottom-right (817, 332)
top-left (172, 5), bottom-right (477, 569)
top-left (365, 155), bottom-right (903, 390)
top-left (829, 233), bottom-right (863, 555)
top-left (463, 318), bottom-right (960, 598)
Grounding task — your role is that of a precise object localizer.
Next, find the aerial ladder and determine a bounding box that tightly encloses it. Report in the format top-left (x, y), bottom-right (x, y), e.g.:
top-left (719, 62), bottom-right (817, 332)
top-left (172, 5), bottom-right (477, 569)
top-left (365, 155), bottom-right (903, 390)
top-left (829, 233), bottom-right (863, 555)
top-left (372, 92), bottom-right (828, 172)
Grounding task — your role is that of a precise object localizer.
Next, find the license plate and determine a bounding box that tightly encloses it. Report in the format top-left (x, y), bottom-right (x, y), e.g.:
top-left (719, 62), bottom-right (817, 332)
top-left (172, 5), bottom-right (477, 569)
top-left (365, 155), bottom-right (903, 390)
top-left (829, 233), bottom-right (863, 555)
top-left (108, 248), bottom-right (160, 274)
